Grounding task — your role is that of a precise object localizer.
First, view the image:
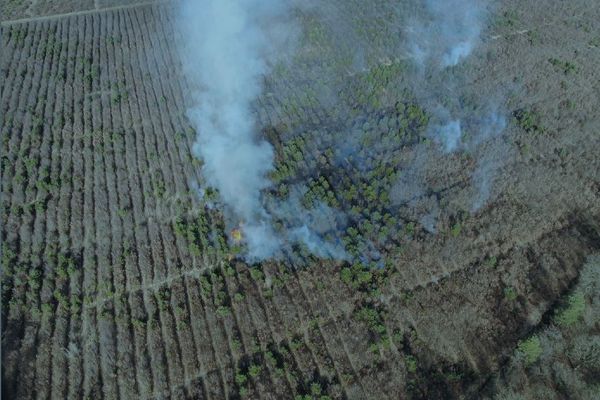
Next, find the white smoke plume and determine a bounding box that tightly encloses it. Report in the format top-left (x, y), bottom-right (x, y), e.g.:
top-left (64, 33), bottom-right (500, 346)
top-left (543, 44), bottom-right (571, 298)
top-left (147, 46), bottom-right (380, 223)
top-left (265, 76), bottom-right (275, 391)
top-left (410, 1), bottom-right (506, 151)
top-left (409, 0), bottom-right (487, 68)
top-left (408, 0), bottom-right (500, 152)
top-left (177, 0), bottom-right (292, 260)
top-left (176, 0), bottom-right (346, 261)
top-left (395, 0), bottom-right (507, 215)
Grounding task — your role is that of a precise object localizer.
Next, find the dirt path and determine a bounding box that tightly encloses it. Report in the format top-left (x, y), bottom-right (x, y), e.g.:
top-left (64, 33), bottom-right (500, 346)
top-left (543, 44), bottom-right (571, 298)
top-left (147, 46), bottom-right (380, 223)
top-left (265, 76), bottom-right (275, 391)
top-left (0, 0), bottom-right (169, 27)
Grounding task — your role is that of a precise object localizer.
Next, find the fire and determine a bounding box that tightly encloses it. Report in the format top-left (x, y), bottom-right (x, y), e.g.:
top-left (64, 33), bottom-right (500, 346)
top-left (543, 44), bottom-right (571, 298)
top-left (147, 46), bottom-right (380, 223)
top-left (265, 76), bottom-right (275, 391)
top-left (231, 228), bottom-right (243, 242)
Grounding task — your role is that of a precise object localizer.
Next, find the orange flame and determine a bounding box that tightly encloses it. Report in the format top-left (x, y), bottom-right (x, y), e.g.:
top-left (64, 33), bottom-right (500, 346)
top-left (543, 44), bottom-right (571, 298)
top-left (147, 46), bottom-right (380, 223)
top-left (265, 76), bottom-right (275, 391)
top-left (231, 228), bottom-right (243, 242)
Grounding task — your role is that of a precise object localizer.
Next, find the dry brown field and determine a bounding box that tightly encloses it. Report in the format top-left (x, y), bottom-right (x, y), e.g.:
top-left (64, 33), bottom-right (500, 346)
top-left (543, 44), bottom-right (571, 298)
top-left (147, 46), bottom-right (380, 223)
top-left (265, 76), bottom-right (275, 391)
top-left (1, 1), bottom-right (599, 399)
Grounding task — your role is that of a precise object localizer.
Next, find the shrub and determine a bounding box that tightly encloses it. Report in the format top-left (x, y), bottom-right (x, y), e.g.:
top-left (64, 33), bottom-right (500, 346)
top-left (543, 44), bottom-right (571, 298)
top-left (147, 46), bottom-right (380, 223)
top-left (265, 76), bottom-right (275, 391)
top-left (340, 267), bottom-right (352, 285)
top-left (340, 264), bottom-right (373, 289)
top-left (555, 291), bottom-right (585, 327)
top-left (450, 223), bottom-right (462, 237)
top-left (290, 336), bottom-right (303, 351)
top-left (310, 382), bottom-right (322, 396)
top-left (548, 58), bottom-right (577, 75)
top-left (235, 373), bottom-right (247, 386)
top-left (568, 335), bottom-right (600, 373)
top-left (518, 335), bottom-right (542, 365)
top-left (405, 355), bottom-right (417, 373)
top-left (199, 275), bottom-right (212, 296)
top-left (225, 265), bottom-right (236, 277)
top-left (356, 306), bottom-right (385, 334)
top-left (249, 267), bottom-right (264, 281)
top-left (248, 364), bottom-right (261, 378)
top-left (234, 292), bottom-right (244, 302)
top-left (504, 287), bottom-right (518, 301)
top-left (514, 109), bottom-right (543, 134)
top-left (484, 256), bottom-right (498, 268)
top-left (216, 306), bottom-right (231, 318)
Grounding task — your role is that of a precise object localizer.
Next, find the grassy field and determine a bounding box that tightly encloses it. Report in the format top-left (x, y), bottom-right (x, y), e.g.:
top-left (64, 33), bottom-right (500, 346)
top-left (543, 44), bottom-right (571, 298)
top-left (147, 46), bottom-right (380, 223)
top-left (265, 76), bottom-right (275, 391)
top-left (1, 0), bottom-right (599, 399)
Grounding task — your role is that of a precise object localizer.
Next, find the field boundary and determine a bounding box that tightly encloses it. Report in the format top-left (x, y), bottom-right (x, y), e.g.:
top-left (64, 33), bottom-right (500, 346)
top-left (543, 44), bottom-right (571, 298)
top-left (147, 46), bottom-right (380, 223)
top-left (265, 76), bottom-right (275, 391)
top-left (0, 0), bottom-right (172, 27)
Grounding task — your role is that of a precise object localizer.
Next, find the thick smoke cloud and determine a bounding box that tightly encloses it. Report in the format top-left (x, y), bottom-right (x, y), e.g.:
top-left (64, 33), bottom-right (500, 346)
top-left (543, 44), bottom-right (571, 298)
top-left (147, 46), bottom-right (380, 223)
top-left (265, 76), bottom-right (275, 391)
top-left (177, 0), bottom-right (288, 260)
top-left (177, 0), bottom-right (345, 261)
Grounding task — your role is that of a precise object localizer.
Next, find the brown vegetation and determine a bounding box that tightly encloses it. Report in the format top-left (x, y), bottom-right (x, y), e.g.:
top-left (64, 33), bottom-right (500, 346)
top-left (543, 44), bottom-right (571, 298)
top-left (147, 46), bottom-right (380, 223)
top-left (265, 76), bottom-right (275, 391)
top-left (1, 1), bottom-right (599, 399)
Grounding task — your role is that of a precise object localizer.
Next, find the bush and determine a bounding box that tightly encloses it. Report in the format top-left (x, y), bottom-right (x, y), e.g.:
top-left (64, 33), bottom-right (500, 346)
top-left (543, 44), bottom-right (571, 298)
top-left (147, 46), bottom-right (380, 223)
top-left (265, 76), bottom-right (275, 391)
top-left (248, 364), bottom-right (261, 378)
top-left (548, 58), bottom-right (577, 75)
top-left (234, 292), bottom-right (244, 302)
top-left (514, 109), bottom-right (543, 134)
top-left (555, 291), bottom-right (585, 327)
top-left (356, 306), bottom-right (385, 334)
top-left (568, 335), bottom-right (600, 373)
top-left (450, 223), bottom-right (462, 237)
top-left (249, 267), bottom-right (264, 281)
top-left (504, 287), bottom-right (518, 301)
top-left (216, 306), bottom-right (231, 318)
top-left (405, 355), bottom-right (417, 373)
top-left (235, 373), bottom-right (247, 385)
top-left (310, 382), bottom-right (322, 396)
top-left (340, 264), bottom-right (373, 289)
top-left (340, 267), bottom-right (352, 285)
top-left (518, 335), bottom-right (542, 365)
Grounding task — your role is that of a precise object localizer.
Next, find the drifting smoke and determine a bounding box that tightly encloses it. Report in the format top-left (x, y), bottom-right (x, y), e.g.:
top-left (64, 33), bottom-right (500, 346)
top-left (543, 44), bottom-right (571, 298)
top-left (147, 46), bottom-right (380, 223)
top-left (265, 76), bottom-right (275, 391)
top-left (404, 0), bottom-right (507, 210)
top-left (176, 0), bottom-right (506, 262)
top-left (177, 0), bottom-right (287, 260)
top-left (408, 0), bottom-right (499, 141)
top-left (409, 0), bottom-right (486, 68)
top-left (177, 0), bottom-right (345, 261)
